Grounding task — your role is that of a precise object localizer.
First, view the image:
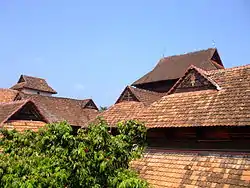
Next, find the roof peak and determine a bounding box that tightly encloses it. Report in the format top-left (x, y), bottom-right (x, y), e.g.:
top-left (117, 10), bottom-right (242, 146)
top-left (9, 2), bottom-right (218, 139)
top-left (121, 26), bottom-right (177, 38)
top-left (162, 48), bottom-right (216, 60)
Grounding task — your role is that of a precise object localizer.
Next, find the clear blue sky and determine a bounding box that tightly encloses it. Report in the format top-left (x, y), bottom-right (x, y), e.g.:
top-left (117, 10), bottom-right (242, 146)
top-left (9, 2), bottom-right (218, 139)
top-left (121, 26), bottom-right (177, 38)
top-left (0, 1), bottom-right (249, 107)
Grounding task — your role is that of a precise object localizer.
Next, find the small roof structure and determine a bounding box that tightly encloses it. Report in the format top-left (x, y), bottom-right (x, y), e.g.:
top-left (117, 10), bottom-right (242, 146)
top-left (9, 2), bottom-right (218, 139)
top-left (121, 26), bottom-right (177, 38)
top-left (136, 64), bottom-right (250, 128)
top-left (0, 100), bottom-right (48, 126)
top-left (11, 75), bottom-right (57, 94)
top-left (91, 86), bottom-right (165, 126)
top-left (18, 93), bottom-right (99, 126)
top-left (116, 86), bottom-right (165, 106)
top-left (132, 48), bottom-right (224, 86)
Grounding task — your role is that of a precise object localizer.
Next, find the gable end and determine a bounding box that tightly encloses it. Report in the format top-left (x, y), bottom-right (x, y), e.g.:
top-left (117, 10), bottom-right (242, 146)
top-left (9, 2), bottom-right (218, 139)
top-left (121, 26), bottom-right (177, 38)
top-left (116, 87), bottom-right (139, 103)
top-left (168, 67), bottom-right (220, 94)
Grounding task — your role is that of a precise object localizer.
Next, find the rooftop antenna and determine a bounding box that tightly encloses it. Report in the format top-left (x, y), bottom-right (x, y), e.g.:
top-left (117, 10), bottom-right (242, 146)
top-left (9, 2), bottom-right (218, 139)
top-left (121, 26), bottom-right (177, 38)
top-left (212, 40), bottom-right (216, 48)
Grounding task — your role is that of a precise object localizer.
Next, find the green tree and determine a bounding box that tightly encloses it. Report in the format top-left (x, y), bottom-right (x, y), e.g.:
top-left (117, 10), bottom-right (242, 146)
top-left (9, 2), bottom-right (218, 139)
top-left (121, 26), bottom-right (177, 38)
top-left (99, 106), bottom-right (108, 112)
top-left (0, 119), bottom-right (148, 188)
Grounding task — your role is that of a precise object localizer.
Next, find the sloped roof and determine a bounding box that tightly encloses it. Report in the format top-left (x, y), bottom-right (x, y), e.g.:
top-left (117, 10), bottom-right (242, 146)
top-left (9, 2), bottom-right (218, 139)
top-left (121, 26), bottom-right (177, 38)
top-left (116, 86), bottom-right (165, 106)
top-left (11, 75), bottom-right (57, 94)
top-left (131, 149), bottom-right (250, 187)
top-left (91, 87), bottom-right (165, 126)
top-left (132, 48), bottom-right (224, 85)
top-left (19, 93), bottom-right (99, 126)
top-left (0, 100), bottom-right (47, 126)
top-left (136, 64), bottom-right (250, 128)
top-left (0, 88), bottom-right (18, 102)
top-left (95, 101), bottom-right (145, 126)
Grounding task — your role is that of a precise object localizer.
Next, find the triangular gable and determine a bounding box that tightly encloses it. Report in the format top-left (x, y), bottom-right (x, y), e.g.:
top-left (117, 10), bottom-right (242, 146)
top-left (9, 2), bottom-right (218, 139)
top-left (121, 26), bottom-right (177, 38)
top-left (8, 101), bottom-right (48, 122)
top-left (115, 86), bottom-right (139, 104)
top-left (82, 99), bottom-right (98, 110)
top-left (168, 66), bottom-right (221, 94)
top-left (17, 75), bottom-right (26, 83)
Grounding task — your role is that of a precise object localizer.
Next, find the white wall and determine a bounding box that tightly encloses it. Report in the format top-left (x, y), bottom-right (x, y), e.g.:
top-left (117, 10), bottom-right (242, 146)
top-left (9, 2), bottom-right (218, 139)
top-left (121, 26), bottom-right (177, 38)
top-left (21, 88), bottom-right (53, 96)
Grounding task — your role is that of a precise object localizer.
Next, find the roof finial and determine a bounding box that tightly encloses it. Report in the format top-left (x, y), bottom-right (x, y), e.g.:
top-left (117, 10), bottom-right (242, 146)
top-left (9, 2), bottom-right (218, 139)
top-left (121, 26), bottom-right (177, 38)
top-left (212, 40), bottom-right (216, 48)
top-left (162, 47), bottom-right (166, 58)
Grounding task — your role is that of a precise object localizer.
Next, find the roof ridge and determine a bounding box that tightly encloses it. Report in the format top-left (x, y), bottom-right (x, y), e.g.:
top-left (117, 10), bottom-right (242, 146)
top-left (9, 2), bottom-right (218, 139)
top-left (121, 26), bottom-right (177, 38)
top-left (22, 74), bottom-right (46, 80)
top-left (128, 86), bottom-right (164, 96)
top-left (22, 93), bottom-right (91, 102)
top-left (206, 64), bottom-right (250, 75)
top-left (162, 48), bottom-right (216, 60)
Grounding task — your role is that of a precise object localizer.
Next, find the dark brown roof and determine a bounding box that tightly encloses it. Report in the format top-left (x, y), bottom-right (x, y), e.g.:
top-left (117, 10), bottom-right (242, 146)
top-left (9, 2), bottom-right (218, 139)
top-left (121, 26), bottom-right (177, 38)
top-left (11, 75), bottom-right (57, 94)
top-left (132, 48), bottom-right (224, 85)
top-left (0, 100), bottom-right (47, 126)
top-left (0, 88), bottom-right (18, 102)
top-left (131, 149), bottom-right (250, 187)
top-left (116, 86), bottom-right (165, 106)
top-left (136, 64), bottom-right (250, 128)
top-left (19, 93), bottom-right (99, 126)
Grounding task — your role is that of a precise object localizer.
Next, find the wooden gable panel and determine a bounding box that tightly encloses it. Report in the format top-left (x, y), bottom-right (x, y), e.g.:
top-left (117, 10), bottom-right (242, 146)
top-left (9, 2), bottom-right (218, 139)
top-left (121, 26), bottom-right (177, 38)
top-left (84, 100), bottom-right (98, 110)
top-left (175, 69), bottom-right (216, 93)
top-left (9, 102), bottom-right (44, 121)
top-left (116, 87), bottom-right (139, 103)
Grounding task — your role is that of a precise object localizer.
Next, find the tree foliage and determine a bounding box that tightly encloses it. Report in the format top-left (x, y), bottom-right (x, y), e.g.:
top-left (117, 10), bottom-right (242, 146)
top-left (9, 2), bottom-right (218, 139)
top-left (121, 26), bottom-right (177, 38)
top-left (0, 119), bottom-right (148, 188)
top-left (99, 106), bottom-right (108, 112)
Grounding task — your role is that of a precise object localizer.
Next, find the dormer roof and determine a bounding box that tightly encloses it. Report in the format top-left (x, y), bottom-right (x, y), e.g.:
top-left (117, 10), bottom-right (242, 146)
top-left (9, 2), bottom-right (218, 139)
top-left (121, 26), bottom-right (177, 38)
top-left (10, 75), bottom-right (57, 94)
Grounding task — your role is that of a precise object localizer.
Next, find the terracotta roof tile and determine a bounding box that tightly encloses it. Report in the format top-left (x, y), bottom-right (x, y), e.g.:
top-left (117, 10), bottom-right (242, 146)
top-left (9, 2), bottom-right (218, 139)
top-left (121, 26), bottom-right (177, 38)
top-left (11, 75), bottom-right (57, 94)
top-left (133, 48), bottom-right (224, 85)
top-left (0, 88), bottom-right (18, 102)
top-left (19, 93), bottom-right (99, 126)
top-left (137, 64), bottom-right (250, 128)
top-left (116, 86), bottom-right (165, 106)
top-left (95, 101), bottom-right (145, 126)
top-left (91, 87), bottom-right (165, 126)
top-left (0, 100), bottom-right (47, 126)
top-left (131, 149), bottom-right (250, 187)
top-left (3, 120), bottom-right (46, 132)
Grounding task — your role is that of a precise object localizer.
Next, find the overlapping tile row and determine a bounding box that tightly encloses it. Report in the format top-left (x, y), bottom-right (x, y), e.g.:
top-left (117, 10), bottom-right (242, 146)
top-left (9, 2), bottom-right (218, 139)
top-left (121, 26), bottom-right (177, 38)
top-left (126, 86), bottom-right (165, 106)
top-left (131, 149), bottom-right (250, 188)
top-left (137, 64), bottom-right (250, 128)
top-left (0, 89), bottom-right (18, 102)
top-left (97, 101), bottom-right (144, 126)
top-left (3, 120), bottom-right (46, 132)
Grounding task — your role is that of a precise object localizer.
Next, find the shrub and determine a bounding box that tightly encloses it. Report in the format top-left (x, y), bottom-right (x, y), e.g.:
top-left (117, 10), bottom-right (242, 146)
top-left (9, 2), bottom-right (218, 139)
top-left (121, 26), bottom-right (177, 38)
top-left (0, 119), bottom-right (148, 188)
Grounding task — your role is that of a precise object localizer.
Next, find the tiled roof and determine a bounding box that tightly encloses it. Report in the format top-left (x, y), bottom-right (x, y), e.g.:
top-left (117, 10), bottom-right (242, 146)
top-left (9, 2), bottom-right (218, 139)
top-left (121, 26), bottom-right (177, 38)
top-left (132, 48), bottom-right (224, 85)
top-left (3, 120), bottom-right (46, 132)
top-left (137, 64), bottom-right (250, 128)
top-left (19, 93), bottom-right (99, 126)
top-left (0, 88), bottom-right (18, 102)
top-left (95, 101), bottom-right (145, 126)
top-left (116, 86), bottom-right (165, 106)
top-left (0, 100), bottom-right (47, 126)
top-left (131, 149), bottom-right (250, 188)
top-left (92, 87), bottom-right (165, 126)
top-left (11, 75), bottom-right (57, 94)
